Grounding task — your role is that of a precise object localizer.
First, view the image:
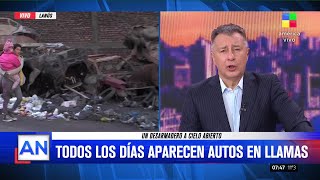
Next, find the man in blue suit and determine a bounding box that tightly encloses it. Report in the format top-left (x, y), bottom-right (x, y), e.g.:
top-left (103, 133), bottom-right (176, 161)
top-left (179, 23), bottom-right (313, 132)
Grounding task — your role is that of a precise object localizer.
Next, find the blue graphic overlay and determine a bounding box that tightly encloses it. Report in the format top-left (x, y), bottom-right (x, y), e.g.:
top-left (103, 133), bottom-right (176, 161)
top-left (0, 0), bottom-right (320, 11)
top-left (0, 132), bottom-right (319, 179)
top-left (160, 12), bottom-right (320, 132)
top-left (0, 1), bottom-right (320, 180)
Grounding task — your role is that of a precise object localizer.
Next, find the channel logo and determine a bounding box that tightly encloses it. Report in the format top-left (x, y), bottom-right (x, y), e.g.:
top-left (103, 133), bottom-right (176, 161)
top-left (17, 135), bottom-right (50, 162)
top-left (282, 12), bottom-right (297, 28)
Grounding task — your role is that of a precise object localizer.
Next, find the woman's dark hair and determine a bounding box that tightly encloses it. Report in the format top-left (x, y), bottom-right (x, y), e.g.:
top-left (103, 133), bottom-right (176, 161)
top-left (13, 43), bottom-right (22, 50)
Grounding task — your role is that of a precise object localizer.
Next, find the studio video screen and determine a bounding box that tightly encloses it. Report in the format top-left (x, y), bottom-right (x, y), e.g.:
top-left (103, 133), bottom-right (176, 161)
top-left (0, 12), bottom-right (159, 132)
top-left (160, 12), bottom-right (320, 132)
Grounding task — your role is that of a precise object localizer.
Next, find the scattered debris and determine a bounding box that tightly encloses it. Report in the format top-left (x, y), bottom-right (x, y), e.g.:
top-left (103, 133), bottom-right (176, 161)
top-left (100, 117), bottom-right (114, 123)
top-left (61, 100), bottom-right (77, 108)
top-left (63, 85), bottom-right (90, 99)
top-left (0, 22), bottom-right (159, 130)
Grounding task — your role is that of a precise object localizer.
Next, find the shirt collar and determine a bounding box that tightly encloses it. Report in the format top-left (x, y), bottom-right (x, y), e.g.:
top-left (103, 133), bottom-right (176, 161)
top-left (219, 76), bottom-right (244, 93)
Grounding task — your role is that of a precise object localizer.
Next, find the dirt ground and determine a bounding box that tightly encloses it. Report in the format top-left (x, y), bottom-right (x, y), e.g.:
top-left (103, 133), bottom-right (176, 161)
top-left (0, 101), bottom-right (158, 132)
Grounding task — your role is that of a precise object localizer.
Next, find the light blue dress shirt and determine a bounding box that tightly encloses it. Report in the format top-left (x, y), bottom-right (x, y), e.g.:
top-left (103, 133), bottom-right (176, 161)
top-left (219, 77), bottom-right (243, 132)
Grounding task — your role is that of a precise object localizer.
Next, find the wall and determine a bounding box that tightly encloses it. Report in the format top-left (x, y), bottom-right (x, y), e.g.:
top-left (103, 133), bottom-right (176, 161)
top-left (0, 12), bottom-right (159, 57)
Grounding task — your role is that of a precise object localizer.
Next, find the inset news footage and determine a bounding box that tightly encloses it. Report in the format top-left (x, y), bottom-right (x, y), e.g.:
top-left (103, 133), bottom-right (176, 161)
top-left (0, 12), bottom-right (159, 132)
top-left (160, 12), bottom-right (320, 132)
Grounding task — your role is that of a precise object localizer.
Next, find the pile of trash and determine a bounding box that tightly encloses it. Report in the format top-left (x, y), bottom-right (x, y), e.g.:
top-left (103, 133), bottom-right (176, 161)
top-left (0, 94), bottom-right (158, 130)
top-left (0, 94), bottom-right (72, 120)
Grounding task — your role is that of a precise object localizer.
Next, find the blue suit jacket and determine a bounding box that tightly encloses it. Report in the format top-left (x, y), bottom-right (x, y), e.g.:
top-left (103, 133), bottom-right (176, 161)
top-left (179, 72), bottom-right (313, 132)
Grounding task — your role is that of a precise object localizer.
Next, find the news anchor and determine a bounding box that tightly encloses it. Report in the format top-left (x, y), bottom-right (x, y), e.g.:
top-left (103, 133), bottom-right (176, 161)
top-left (179, 23), bottom-right (313, 132)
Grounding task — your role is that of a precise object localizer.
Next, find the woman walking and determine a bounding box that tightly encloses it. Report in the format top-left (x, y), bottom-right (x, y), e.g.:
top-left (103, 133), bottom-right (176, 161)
top-left (0, 40), bottom-right (24, 122)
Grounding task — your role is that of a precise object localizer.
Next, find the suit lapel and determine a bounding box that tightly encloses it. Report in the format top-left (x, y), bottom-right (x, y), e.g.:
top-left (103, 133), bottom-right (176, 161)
top-left (239, 72), bottom-right (258, 132)
top-left (209, 76), bottom-right (232, 132)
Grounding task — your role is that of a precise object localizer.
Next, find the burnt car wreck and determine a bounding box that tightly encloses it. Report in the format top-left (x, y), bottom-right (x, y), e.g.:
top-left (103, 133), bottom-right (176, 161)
top-left (22, 44), bottom-right (88, 97)
top-left (0, 20), bottom-right (159, 130)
